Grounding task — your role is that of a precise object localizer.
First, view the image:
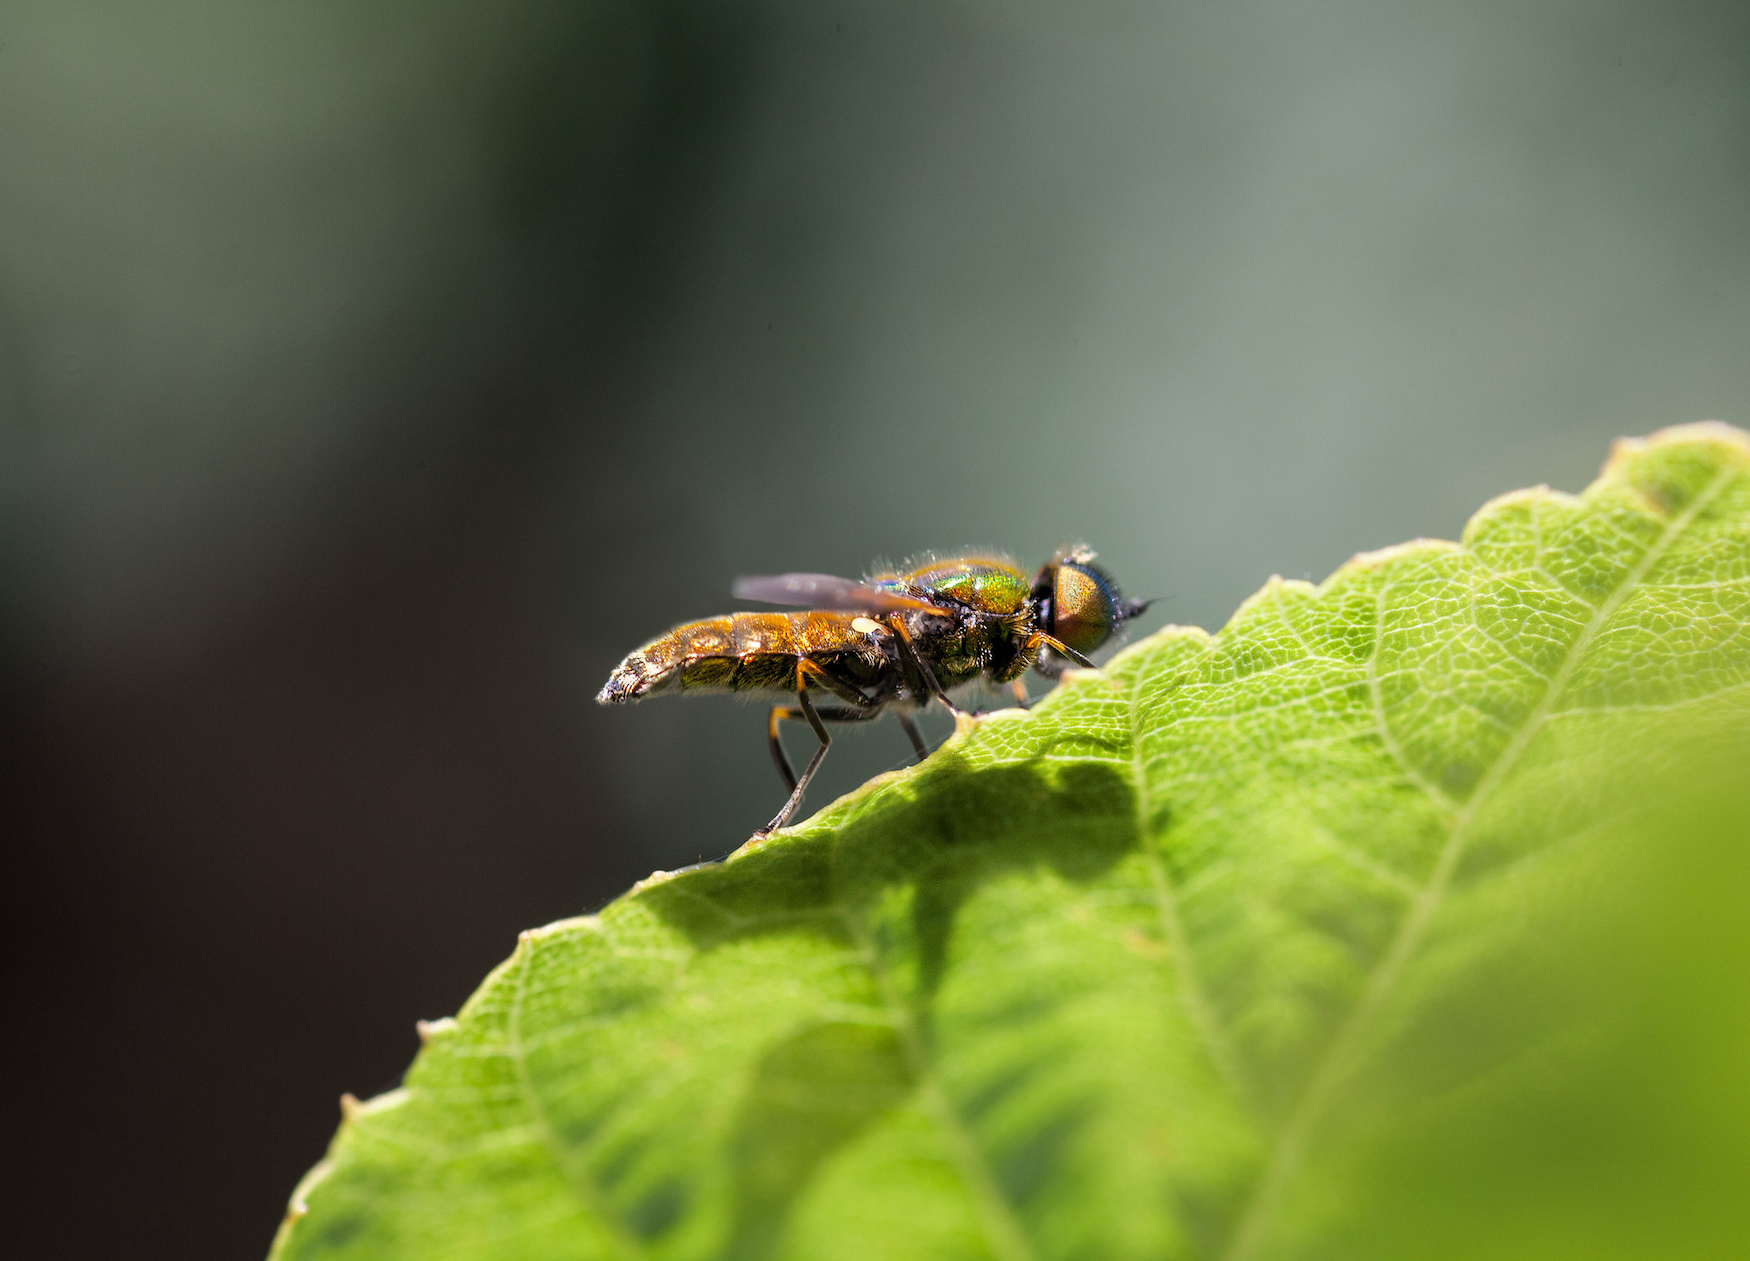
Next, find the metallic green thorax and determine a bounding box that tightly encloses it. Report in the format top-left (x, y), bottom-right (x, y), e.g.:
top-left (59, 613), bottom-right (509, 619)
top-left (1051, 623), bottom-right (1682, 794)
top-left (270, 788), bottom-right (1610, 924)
top-left (875, 557), bottom-right (1031, 615)
top-left (870, 557), bottom-right (1037, 687)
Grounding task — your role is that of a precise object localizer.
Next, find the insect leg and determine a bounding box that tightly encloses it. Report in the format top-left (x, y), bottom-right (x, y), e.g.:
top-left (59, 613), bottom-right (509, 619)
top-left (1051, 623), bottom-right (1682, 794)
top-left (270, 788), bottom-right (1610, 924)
top-left (1008, 678), bottom-right (1032, 708)
top-left (766, 706), bottom-right (801, 793)
top-left (1030, 632), bottom-right (1098, 671)
top-left (897, 713), bottom-right (930, 763)
top-left (885, 614), bottom-right (963, 715)
top-left (803, 665), bottom-right (880, 711)
top-left (759, 683), bottom-right (834, 835)
top-left (767, 702), bottom-right (882, 795)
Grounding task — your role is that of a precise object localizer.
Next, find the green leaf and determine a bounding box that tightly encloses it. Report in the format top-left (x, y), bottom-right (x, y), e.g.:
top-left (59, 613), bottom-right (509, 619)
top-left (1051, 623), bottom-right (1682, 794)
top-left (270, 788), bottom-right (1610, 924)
top-left (272, 423), bottom-right (1750, 1261)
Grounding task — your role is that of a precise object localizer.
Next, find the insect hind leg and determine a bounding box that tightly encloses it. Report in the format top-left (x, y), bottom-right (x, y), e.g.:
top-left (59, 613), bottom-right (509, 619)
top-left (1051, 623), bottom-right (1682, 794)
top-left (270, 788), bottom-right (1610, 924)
top-left (760, 690), bottom-right (832, 836)
top-left (766, 705), bottom-right (802, 793)
top-left (765, 702), bottom-right (880, 794)
top-left (758, 671), bottom-right (884, 836)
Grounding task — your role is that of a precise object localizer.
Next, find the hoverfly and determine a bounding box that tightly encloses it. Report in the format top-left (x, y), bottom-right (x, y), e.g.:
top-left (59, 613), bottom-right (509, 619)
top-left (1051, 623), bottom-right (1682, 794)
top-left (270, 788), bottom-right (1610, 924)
top-left (597, 546), bottom-right (1149, 836)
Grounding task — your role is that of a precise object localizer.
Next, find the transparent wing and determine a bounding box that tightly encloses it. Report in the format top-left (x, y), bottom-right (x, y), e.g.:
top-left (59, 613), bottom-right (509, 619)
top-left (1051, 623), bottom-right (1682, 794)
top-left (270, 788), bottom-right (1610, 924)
top-left (731, 572), bottom-right (941, 614)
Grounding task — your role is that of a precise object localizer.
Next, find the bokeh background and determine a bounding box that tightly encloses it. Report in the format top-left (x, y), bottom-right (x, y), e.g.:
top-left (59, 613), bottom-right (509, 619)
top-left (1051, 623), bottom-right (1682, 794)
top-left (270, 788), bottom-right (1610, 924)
top-left (2, 2), bottom-right (1746, 1257)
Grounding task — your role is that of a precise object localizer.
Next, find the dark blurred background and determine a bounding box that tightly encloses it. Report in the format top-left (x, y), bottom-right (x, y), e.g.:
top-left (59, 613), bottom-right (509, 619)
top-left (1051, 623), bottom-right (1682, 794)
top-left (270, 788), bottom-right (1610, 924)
top-left (1, 2), bottom-right (1745, 1256)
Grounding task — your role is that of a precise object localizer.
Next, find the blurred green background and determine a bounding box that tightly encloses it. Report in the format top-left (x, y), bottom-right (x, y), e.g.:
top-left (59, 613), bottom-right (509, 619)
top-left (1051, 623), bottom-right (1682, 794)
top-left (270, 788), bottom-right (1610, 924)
top-left (2, 2), bottom-right (1745, 1257)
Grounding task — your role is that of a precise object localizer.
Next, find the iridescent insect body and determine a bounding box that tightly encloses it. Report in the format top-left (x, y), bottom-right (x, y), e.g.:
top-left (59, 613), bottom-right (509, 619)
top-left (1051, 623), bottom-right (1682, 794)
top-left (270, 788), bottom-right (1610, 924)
top-left (597, 546), bottom-right (1149, 835)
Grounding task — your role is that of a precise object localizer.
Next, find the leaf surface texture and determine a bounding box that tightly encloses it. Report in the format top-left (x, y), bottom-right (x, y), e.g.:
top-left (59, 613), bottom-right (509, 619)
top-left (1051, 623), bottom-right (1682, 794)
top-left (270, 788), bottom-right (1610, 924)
top-left (274, 424), bottom-right (1750, 1261)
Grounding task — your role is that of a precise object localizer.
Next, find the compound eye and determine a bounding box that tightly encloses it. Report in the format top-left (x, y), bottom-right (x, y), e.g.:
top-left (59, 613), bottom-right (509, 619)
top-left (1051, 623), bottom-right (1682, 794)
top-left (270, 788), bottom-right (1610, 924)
top-left (1051, 562), bottom-right (1120, 655)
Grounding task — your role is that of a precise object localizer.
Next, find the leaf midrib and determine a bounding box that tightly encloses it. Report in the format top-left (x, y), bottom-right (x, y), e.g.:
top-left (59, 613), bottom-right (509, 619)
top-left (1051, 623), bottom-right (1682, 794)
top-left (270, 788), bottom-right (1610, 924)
top-left (1217, 464), bottom-right (1739, 1261)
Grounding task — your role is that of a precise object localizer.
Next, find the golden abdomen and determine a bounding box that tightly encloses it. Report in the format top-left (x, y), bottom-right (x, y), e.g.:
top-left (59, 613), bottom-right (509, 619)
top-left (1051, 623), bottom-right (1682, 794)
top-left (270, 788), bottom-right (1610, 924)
top-left (596, 612), bottom-right (888, 703)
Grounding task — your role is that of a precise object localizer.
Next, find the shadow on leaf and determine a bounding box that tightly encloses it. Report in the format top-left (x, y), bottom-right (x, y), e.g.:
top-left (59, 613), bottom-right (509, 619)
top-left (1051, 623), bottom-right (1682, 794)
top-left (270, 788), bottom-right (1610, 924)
top-left (634, 749), bottom-right (1137, 1246)
top-left (722, 1021), bottom-right (913, 1260)
top-left (637, 749), bottom-right (1137, 964)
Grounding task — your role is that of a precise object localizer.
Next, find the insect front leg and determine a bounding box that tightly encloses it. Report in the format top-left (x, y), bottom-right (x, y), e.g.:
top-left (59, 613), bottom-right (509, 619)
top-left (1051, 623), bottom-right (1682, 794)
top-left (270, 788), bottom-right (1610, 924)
top-left (1025, 630), bottom-right (1098, 674)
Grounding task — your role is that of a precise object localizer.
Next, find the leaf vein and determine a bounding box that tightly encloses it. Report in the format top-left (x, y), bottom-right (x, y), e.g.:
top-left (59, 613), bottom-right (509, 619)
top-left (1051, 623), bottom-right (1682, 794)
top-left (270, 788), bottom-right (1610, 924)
top-left (507, 935), bottom-right (650, 1261)
top-left (1129, 650), bottom-right (1259, 1117)
top-left (841, 908), bottom-right (1040, 1261)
